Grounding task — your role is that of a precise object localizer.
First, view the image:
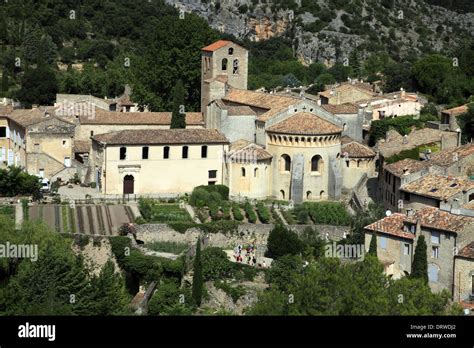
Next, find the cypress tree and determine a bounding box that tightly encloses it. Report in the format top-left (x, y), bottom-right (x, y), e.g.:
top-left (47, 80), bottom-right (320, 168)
top-left (192, 239), bottom-right (203, 306)
top-left (411, 235), bottom-right (428, 284)
top-left (170, 79), bottom-right (186, 129)
top-left (368, 233), bottom-right (377, 257)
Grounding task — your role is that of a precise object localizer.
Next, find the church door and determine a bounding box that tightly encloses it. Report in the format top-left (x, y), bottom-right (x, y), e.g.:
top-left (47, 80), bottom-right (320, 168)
top-left (123, 175), bottom-right (134, 194)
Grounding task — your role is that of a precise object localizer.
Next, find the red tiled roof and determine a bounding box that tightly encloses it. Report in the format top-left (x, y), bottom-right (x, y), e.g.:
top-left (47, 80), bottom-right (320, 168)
top-left (267, 112), bottom-right (342, 135)
top-left (92, 129), bottom-right (229, 146)
top-left (364, 213), bottom-right (415, 240)
top-left (457, 242), bottom-right (474, 259)
top-left (202, 40), bottom-right (233, 52)
top-left (322, 103), bottom-right (359, 114)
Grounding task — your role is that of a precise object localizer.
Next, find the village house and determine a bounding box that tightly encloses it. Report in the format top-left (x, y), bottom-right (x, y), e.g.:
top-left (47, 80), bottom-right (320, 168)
top-left (365, 207), bottom-right (474, 295)
top-left (0, 106), bottom-right (26, 168)
top-left (453, 242), bottom-right (474, 305)
top-left (379, 143), bottom-right (474, 212)
top-left (90, 129), bottom-right (229, 195)
top-left (318, 81), bottom-right (376, 105)
top-left (399, 174), bottom-right (474, 211)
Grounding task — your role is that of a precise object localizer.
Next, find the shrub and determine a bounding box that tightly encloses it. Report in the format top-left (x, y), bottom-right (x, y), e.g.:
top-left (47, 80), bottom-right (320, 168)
top-left (208, 201), bottom-right (221, 221)
top-left (138, 198), bottom-right (192, 223)
top-left (221, 201), bottom-right (231, 220)
top-left (201, 247), bottom-right (234, 280)
top-left (244, 202), bottom-right (257, 223)
top-left (189, 188), bottom-right (211, 208)
top-left (256, 202), bottom-right (270, 224)
top-left (148, 281), bottom-right (194, 315)
top-left (90, 182), bottom-right (97, 189)
top-left (266, 225), bottom-right (304, 259)
top-left (232, 203), bottom-right (244, 221)
top-left (214, 280), bottom-right (246, 303)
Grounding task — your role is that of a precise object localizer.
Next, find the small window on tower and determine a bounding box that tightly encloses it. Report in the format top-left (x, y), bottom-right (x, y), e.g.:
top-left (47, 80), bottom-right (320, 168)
top-left (228, 47), bottom-right (234, 55)
top-left (222, 58), bottom-right (228, 71)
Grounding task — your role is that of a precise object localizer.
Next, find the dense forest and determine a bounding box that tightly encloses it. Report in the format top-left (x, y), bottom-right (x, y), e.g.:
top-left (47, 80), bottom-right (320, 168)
top-left (0, 0), bottom-right (473, 111)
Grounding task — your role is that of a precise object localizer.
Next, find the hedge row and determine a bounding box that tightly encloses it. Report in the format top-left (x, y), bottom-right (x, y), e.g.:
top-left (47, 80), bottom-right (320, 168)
top-left (244, 202), bottom-right (257, 223)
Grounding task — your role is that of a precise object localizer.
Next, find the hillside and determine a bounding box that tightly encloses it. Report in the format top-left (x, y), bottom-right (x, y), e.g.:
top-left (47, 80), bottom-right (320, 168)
top-left (0, 0), bottom-right (472, 111)
top-left (168, 0), bottom-right (474, 64)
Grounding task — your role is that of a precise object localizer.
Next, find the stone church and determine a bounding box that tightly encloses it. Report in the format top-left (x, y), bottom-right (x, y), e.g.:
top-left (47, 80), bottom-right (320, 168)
top-left (201, 40), bottom-right (374, 203)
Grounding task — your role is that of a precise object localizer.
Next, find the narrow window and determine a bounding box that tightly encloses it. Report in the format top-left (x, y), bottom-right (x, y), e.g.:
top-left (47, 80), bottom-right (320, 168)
top-left (182, 146), bottom-right (188, 159)
top-left (142, 146), bottom-right (149, 160)
top-left (233, 59), bottom-right (239, 74)
top-left (222, 58), bottom-right (228, 71)
top-left (431, 231), bottom-right (440, 244)
top-left (209, 170), bottom-right (217, 179)
top-left (254, 168), bottom-right (258, 178)
top-left (403, 243), bottom-right (410, 255)
top-left (163, 146), bottom-right (170, 159)
top-left (120, 147), bottom-right (127, 160)
top-left (90, 131), bottom-right (94, 136)
top-left (432, 246), bottom-right (439, 259)
top-left (228, 47), bottom-right (234, 55)
top-left (201, 145), bottom-right (208, 158)
top-left (0, 127), bottom-right (6, 138)
top-left (380, 236), bottom-right (387, 250)
top-left (241, 167), bottom-right (246, 177)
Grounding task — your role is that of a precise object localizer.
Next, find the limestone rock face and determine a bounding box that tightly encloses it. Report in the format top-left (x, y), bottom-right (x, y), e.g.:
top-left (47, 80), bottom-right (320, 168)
top-left (166, 0), bottom-right (474, 65)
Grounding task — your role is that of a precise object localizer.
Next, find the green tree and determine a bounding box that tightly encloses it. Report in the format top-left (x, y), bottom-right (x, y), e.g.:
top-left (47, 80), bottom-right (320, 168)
top-left (192, 239), bottom-right (203, 306)
top-left (266, 225), bottom-right (304, 259)
top-left (411, 235), bottom-right (428, 284)
top-left (16, 64), bottom-right (58, 107)
top-left (170, 79), bottom-right (186, 129)
top-left (458, 104), bottom-right (474, 144)
top-left (368, 233), bottom-right (377, 257)
top-left (148, 281), bottom-right (193, 315)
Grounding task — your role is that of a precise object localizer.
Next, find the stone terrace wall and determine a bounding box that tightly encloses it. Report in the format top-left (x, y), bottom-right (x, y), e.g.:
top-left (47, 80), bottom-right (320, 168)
top-left (135, 223), bottom-right (350, 248)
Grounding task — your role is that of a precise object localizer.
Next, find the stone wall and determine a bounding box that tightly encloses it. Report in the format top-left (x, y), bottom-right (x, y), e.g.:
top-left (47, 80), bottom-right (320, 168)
top-left (453, 257), bottom-right (474, 302)
top-left (135, 223), bottom-right (349, 248)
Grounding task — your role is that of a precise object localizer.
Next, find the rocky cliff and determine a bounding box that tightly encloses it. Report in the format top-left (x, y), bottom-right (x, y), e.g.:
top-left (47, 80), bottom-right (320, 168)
top-left (166, 0), bottom-right (474, 65)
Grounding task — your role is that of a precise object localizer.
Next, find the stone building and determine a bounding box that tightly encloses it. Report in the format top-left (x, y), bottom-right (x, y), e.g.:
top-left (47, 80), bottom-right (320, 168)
top-left (318, 82), bottom-right (376, 105)
top-left (454, 242), bottom-right (474, 303)
top-left (400, 174), bottom-right (474, 211)
top-left (0, 106), bottom-right (26, 168)
top-left (91, 129), bottom-right (229, 195)
top-left (365, 207), bottom-right (474, 294)
top-left (340, 136), bottom-right (376, 190)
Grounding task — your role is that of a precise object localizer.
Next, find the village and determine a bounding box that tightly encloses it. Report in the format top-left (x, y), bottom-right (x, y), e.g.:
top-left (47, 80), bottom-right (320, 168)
top-left (0, 38), bottom-right (473, 316)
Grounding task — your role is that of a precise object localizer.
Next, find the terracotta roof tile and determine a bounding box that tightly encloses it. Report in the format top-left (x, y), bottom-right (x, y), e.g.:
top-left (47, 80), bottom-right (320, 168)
top-left (92, 129), bottom-right (229, 146)
top-left (202, 40), bottom-right (233, 52)
top-left (79, 109), bottom-right (204, 126)
top-left (429, 143), bottom-right (474, 167)
top-left (267, 112), bottom-right (342, 135)
top-left (223, 88), bottom-right (299, 122)
top-left (342, 141), bottom-right (376, 158)
top-left (322, 103), bottom-right (359, 114)
top-left (457, 242), bottom-right (474, 259)
top-left (400, 174), bottom-right (474, 200)
top-left (364, 213), bottom-right (415, 240)
top-left (384, 159), bottom-right (430, 177)
top-left (406, 207), bottom-right (474, 234)
top-left (228, 139), bottom-right (272, 161)
top-left (73, 140), bottom-right (90, 153)
top-left (365, 207), bottom-right (474, 237)
top-left (442, 103), bottom-right (471, 117)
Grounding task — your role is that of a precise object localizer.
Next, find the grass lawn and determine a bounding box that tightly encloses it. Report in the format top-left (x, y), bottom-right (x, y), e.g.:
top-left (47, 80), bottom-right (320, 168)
top-left (139, 199), bottom-right (192, 223)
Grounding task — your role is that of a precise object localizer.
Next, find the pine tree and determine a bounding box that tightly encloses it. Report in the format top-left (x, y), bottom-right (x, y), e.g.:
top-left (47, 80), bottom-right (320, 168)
top-left (368, 233), bottom-right (377, 257)
top-left (170, 79), bottom-right (186, 129)
top-left (192, 239), bottom-right (203, 306)
top-left (411, 235), bottom-right (428, 284)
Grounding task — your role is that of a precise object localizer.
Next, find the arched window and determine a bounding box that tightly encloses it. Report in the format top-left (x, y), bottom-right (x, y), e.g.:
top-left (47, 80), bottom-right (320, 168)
top-left (343, 123), bottom-right (347, 131)
top-left (254, 168), bottom-right (259, 178)
top-left (119, 147), bottom-right (127, 160)
top-left (241, 167), bottom-right (246, 177)
top-left (233, 59), bottom-right (239, 74)
top-left (320, 190), bottom-right (325, 199)
top-left (182, 146), bottom-right (188, 159)
top-left (280, 190), bottom-right (285, 200)
top-left (163, 146), bottom-right (170, 159)
top-left (222, 58), bottom-right (228, 71)
top-left (311, 155), bottom-right (323, 172)
top-left (306, 191), bottom-right (312, 200)
top-left (228, 47), bottom-right (234, 55)
top-left (280, 154), bottom-right (291, 172)
top-left (357, 160), bottom-right (361, 168)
